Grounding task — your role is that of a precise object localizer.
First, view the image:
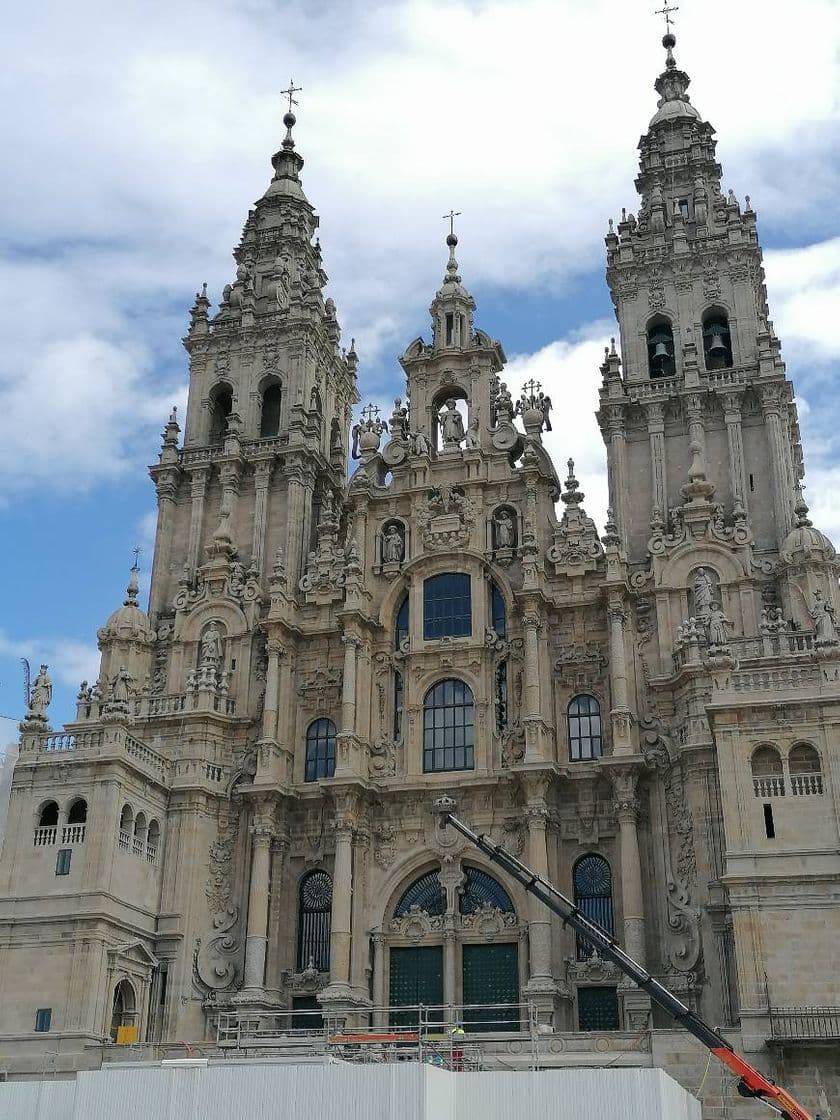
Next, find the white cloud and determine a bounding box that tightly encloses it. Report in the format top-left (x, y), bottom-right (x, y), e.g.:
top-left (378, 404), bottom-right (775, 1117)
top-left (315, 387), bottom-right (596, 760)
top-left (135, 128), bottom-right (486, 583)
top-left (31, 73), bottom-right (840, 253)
top-left (0, 0), bottom-right (837, 502)
top-left (764, 238), bottom-right (840, 361)
top-left (0, 632), bottom-right (100, 696)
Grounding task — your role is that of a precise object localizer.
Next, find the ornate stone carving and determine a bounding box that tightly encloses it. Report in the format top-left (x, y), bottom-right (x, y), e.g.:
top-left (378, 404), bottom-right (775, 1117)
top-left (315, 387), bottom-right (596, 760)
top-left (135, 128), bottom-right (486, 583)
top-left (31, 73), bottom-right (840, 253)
top-left (388, 904), bottom-right (443, 941)
top-left (194, 908), bottom-right (240, 992)
top-left (459, 903), bottom-right (517, 939)
top-left (417, 484), bottom-right (476, 551)
top-left (297, 666), bottom-right (342, 710)
top-left (547, 460), bottom-right (603, 576)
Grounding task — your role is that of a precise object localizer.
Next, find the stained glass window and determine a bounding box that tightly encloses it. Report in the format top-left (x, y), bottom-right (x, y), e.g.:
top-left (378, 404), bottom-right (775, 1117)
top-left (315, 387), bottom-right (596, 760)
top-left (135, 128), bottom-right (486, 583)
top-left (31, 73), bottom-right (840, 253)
top-left (304, 718), bottom-right (336, 782)
top-left (297, 870), bottom-right (332, 971)
top-left (459, 866), bottom-right (514, 914)
top-left (394, 869), bottom-right (446, 917)
top-left (568, 694), bottom-right (602, 761)
top-left (573, 854), bottom-right (614, 960)
top-left (423, 678), bottom-right (475, 772)
top-left (423, 574), bottom-right (471, 639)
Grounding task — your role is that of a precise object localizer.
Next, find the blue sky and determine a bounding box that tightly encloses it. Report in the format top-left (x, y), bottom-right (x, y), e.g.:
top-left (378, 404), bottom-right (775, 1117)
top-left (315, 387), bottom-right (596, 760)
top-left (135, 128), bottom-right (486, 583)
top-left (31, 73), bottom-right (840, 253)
top-left (1, 0), bottom-right (839, 742)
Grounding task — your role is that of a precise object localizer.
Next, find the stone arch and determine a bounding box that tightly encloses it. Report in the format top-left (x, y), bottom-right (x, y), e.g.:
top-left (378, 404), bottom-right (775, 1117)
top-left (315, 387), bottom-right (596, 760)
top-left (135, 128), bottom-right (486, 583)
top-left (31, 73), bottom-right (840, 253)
top-left (751, 743), bottom-right (782, 776)
top-left (179, 600), bottom-right (248, 646)
top-left (66, 797), bottom-right (88, 825)
top-left (258, 376), bottom-right (283, 438)
top-left (208, 382), bottom-right (234, 445)
top-left (380, 858), bottom-right (444, 929)
top-left (430, 383), bottom-right (470, 452)
top-left (701, 305), bottom-right (734, 370)
top-left (377, 517), bottom-right (408, 569)
top-left (659, 545), bottom-right (746, 590)
top-left (488, 504), bottom-right (519, 554)
top-left (646, 313), bottom-right (676, 379)
top-left (37, 799), bottom-right (59, 828)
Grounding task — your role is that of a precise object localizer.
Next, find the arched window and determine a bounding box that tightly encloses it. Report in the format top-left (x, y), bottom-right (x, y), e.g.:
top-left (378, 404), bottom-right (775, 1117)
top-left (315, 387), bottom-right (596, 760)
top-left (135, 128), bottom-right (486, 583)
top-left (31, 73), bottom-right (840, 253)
top-left (573, 854), bottom-right (614, 960)
top-left (647, 318), bottom-right (675, 379)
top-left (260, 383), bottom-right (282, 438)
top-left (394, 869), bottom-right (446, 917)
top-left (789, 743), bottom-right (823, 796)
top-left (67, 798), bottom-right (87, 825)
top-left (702, 311), bottom-right (733, 370)
top-left (423, 678), bottom-right (475, 773)
top-left (494, 661), bottom-right (508, 732)
top-left (146, 819), bottom-right (160, 861)
top-left (209, 386), bottom-right (232, 445)
top-left (110, 979), bottom-right (137, 1042)
top-left (459, 866), bottom-right (514, 914)
top-left (423, 573), bottom-right (471, 639)
top-left (490, 581), bottom-right (506, 638)
top-left (568, 695), bottom-right (602, 761)
top-left (297, 870), bottom-right (332, 971)
top-left (304, 718), bottom-right (337, 782)
top-left (751, 745), bottom-right (784, 797)
top-left (38, 801), bottom-right (59, 828)
top-left (133, 812), bottom-right (147, 855)
top-left (395, 593), bottom-right (409, 650)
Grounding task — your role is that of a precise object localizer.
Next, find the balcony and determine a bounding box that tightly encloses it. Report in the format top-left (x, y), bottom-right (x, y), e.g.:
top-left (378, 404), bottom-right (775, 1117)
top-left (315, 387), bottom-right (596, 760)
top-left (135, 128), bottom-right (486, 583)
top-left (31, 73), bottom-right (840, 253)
top-left (769, 1007), bottom-right (840, 1042)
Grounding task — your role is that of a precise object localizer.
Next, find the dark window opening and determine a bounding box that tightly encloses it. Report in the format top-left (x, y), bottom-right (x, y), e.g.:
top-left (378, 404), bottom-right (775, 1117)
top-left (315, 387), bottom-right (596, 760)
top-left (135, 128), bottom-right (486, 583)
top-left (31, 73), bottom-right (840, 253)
top-left (394, 870), bottom-right (446, 917)
top-left (291, 995), bottom-right (324, 1031)
top-left (763, 803), bottom-right (775, 839)
top-left (209, 388), bottom-right (232, 445)
top-left (703, 314), bottom-right (733, 370)
top-left (423, 678), bottom-right (475, 773)
top-left (304, 718), bottom-right (337, 782)
top-left (55, 849), bottom-right (72, 876)
top-left (423, 573), bottom-right (471, 640)
top-left (578, 987), bottom-right (619, 1031)
top-left (34, 1008), bottom-right (52, 1033)
top-left (260, 384), bottom-right (282, 438)
top-left (445, 312), bottom-right (454, 346)
top-left (490, 582), bottom-right (506, 638)
top-left (297, 870), bottom-right (332, 971)
top-left (393, 670), bottom-right (404, 741)
top-left (38, 801), bottom-right (59, 828)
top-left (573, 854), bottom-right (614, 960)
top-left (678, 198), bottom-right (691, 221)
top-left (568, 695), bottom-right (602, 761)
top-left (749, 473), bottom-right (755, 492)
top-left (67, 799), bottom-right (87, 825)
top-left (647, 321), bottom-right (675, 379)
top-left (395, 593), bottom-right (409, 650)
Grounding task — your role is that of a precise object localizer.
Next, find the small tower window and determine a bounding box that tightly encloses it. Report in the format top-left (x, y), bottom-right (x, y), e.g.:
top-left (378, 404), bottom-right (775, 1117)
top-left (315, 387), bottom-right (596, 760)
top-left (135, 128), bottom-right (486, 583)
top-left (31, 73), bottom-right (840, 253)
top-left (647, 319), bottom-right (675, 379)
top-left (304, 718), bottom-right (337, 782)
top-left (702, 312), bottom-right (733, 370)
top-left (260, 383), bottom-right (282, 438)
top-left (677, 198), bottom-right (691, 221)
top-left (209, 386), bottom-right (233, 445)
top-left (394, 593), bottom-right (409, 650)
top-left (568, 695), bottom-right (602, 761)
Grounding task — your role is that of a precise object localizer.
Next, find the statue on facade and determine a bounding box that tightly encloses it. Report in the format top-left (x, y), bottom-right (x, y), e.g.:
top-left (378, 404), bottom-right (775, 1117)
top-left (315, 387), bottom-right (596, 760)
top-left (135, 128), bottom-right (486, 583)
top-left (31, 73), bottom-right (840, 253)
top-left (465, 411), bottom-right (480, 448)
top-left (28, 664), bottom-right (52, 721)
top-left (200, 622), bottom-right (224, 667)
top-left (111, 666), bottom-right (132, 706)
top-left (810, 590), bottom-right (838, 646)
top-left (706, 603), bottom-right (731, 651)
top-left (382, 524), bottom-right (404, 565)
top-left (493, 510), bottom-right (516, 550)
top-left (438, 399), bottom-right (466, 449)
top-left (410, 429), bottom-right (431, 456)
top-left (692, 567), bottom-right (715, 621)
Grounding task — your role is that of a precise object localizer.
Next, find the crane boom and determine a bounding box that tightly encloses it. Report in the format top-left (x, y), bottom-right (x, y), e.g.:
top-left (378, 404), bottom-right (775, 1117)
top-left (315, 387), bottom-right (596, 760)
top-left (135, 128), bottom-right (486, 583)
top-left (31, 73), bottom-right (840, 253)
top-left (437, 809), bottom-right (812, 1120)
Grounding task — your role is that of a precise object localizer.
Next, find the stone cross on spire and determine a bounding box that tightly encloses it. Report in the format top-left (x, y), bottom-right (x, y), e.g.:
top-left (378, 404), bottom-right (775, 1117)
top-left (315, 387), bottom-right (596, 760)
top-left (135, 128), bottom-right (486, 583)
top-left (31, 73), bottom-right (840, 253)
top-left (442, 209), bottom-right (462, 238)
top-left (654, 3), bottom-right (678, 30)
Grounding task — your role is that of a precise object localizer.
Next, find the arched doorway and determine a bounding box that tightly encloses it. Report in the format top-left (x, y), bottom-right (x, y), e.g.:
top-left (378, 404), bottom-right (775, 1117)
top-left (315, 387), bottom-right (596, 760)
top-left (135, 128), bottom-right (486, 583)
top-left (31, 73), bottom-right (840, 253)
top-left (110, 978), bottom-right (138, 1042)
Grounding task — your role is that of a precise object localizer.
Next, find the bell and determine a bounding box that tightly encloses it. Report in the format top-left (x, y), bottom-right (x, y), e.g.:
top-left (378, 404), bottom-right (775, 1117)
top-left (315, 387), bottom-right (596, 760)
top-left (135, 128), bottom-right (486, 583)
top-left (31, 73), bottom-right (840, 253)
top-left (707, 331), bottom-right (727, 356)
top-left (653, 340), bottom-right (670, 359)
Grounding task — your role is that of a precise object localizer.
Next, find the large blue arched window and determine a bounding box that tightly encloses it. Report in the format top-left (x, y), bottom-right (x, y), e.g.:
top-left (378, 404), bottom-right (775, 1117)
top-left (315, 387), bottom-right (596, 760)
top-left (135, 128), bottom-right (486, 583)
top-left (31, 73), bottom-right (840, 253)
top-left (423, 678), bottom-right (475, 772)
top-left (394, 869), bottom-right (446, 917)
top-left (573, 854), bottom-right (614, 960)
top-left (304, 718), bottom-right (337, 782)
top-left (459, 866), bottom-right (514, 914)
top-left (423, 573), bottom-right (471, 639)
top-left (297, 870), bottom-right (332, 970)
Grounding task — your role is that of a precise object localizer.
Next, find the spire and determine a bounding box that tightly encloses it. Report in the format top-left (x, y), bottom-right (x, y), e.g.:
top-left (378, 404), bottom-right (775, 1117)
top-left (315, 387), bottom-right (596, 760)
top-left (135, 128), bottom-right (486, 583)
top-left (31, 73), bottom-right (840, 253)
top-left (430, 212), bottom-right (476, 351)
top-left (125, 562), bottom-right (140, 606)
top-left (268, 80), bottom-right (307, 199)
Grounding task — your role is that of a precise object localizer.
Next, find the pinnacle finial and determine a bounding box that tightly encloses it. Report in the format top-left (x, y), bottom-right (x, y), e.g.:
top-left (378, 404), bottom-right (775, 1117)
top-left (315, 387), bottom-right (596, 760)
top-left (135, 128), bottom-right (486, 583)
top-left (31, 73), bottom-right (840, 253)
top-left (125, 551), bottom-right (141, 604)
top-left (280, 79), bottom-right (303, 150)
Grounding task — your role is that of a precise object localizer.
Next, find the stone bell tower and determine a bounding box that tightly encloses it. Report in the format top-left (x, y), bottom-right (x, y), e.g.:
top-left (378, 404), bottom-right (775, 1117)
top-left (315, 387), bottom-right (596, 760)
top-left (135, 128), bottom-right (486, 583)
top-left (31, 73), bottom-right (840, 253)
top-left (599, 31), bottom-right (803, 565)
top-left (148, 103), bottom-right (359, 631)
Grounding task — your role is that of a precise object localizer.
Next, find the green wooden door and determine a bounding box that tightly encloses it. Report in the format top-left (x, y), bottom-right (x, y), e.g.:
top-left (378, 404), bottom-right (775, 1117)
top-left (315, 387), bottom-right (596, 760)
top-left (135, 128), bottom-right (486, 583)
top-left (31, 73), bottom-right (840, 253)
top-left (462, 943), bottom-right (520, 1032)
top-left (389, 946), bottom-right (444, 1027)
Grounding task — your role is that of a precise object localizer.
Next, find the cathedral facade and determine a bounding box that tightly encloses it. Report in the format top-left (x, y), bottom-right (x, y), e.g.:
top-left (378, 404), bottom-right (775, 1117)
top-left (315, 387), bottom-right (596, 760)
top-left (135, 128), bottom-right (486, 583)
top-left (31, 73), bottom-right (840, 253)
top-left (1, 33), bottom-right (838, 1114)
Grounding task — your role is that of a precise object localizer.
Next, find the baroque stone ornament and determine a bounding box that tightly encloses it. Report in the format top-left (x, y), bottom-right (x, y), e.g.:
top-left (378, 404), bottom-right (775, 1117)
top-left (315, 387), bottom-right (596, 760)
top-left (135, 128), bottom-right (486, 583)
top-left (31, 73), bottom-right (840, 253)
top-left (417, 484), bottom-right (476, 551)
top-left (547, 459), bottom-right (603, 576)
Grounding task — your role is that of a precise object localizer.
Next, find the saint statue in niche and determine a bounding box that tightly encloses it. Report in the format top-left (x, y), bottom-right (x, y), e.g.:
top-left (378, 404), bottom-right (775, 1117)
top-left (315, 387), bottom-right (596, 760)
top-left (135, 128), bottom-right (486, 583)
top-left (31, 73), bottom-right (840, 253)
top-left (707, 603), bottom-right (731, 650)
top-left (382, 524), bottom-right (404, 565)
top-left (494, 510), bottom-right (516, 550)
top-left (691, 567), bottom-right (715, 620)
top-left (810, 590), bottom-right (838, 645)
top-left (439, 399), bottom-right (466, 449)
top-left (200, 622), bottom-right (224, 668)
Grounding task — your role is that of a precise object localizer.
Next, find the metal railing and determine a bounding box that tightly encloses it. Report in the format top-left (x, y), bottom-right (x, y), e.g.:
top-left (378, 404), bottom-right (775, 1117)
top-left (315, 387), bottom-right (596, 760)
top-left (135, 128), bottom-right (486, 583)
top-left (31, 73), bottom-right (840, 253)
top-left (769, 1007), bottom-right (840, 1041)
top-left (216, 1003), bottom-right (541, 1067)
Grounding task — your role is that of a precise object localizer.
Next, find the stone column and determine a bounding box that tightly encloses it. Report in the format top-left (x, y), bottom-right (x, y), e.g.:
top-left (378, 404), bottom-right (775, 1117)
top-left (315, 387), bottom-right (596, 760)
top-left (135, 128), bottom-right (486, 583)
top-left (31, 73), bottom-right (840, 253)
top-left (340, 635), bottom-right (359, 734)
top-left (522, 609), bottom-right (548, 762)
top-left (646, 402), bottom-right (667, 526)
top-left (443, 927), bottom-right (458, 1025)
top-left (285, 461), bottom-right (314, 586)
top-left (371, 933), bottom-right (387, 1026)
top-left (722, 392), bottom-right (747, 513)
top-left (260, 640), bottom-right (285, 742)
top-left (241, 810), bottom-right (275, 995)
top-left (604, 405), bottom-right (628, 545)
top-left (323, 813), bottom-right (355, 1004)
top-left (250, 460), bottom-right (273, 574)
top-left (149, 469), bottom-right (179, 620)
top-left (607, 604), bottom-right (633, 754)
top-left (760, 384), bottom-right (794, 543)
top-left (611, 767), bottom-right (650, 1028)
top-left (186, 466), bottom-right (210, 574)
